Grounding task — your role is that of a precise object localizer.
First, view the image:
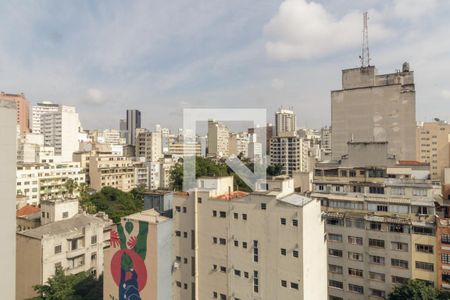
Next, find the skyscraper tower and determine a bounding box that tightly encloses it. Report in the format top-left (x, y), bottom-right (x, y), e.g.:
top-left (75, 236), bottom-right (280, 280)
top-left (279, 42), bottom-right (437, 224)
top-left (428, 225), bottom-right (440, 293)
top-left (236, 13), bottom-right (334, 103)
top-left (126, 109), bottom-right (141, 145)
top-left (275, 107), bottom-right (296, 137)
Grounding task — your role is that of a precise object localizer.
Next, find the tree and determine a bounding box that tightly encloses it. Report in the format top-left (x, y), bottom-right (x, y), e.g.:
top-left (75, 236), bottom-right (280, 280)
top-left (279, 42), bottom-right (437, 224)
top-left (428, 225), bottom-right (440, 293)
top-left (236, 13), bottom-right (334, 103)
top-left (388, 280), bottom-right (439, 300)
top-left (78, 182), bottom-right (89, 201)
top-left (63, 179), bottom-right (78, 197)
top-left (267, 164), bottom-right (283, 176)
top-left (30, 269), bottom-right (102, 300)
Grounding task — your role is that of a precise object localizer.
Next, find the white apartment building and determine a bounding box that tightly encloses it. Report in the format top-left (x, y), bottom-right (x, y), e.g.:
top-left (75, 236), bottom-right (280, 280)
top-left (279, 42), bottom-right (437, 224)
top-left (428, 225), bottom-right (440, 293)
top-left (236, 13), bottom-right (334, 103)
top-left (89, 129), bottom-right (125, 145)
top-left (31, 101), bottom-right (59, 134)
top-left (16, 198), bottom-right (112, 300)
top-left (208, 120), bottom-right (230, 158)
top-left (228, 132), bottom-right (249, 157)
top-left (41, 105), bottom-right (81, 162)
top-left (16, 162), bottom-right (85, 205)
top-left (270, 136), bottom-right (310, 176)
top-left (137, 129), bottom-right (163, 162)
top-left (89, 154), bottom-right (135, 192)
top-left (275, 108), bottom-right (296, 137)
top-left (0, 99), bottom-right (17, 300)
top-left (149, 161), bottom-right (161, 190)
top-left (17, 132), bottom-right (57, 163)
top-left (172, 176), bottom-right (327, 300)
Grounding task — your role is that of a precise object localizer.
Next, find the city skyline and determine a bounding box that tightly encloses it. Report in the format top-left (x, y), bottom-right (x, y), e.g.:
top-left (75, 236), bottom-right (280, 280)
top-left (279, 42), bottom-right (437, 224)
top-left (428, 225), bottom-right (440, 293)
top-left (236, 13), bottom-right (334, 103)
top-left (1, 0), bottom-right (449, 131)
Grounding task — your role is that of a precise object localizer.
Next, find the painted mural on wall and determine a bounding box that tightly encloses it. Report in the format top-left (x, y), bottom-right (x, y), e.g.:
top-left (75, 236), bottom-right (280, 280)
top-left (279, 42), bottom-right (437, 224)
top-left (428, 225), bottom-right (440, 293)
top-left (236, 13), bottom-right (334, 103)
top-left (109, 220), bottom-right (149, 300)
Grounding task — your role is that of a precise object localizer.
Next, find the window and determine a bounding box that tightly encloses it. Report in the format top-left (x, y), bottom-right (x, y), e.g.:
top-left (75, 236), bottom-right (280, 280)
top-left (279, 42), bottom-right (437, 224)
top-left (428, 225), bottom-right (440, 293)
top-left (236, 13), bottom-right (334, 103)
top-left (183, 231), bottom-right (188, 238)
top-left (369, 255), bottom-right (385, 265)
top-left (442, 253), bottom-right (450, 264)
top-left (348, 236), bottom-right (363, 245)
top-left (328, 234), bottom-right (343, 242)
top-left (369, 187), bottom-right (384, 194)
top-left (443, 234), bottom-right (450, 244)
top-left (242, 214), bottom-right (247, 220)
top-left (234, 269), bottom-right (241, 277)
top-left (413, 188), bottom-right (427, 196)
top-left (233, 213), bottom-right (238, 219)
top-left (292, 219), bottom-right (298, 227)
top-left (329, 280), bottom-right (343, 289)
top-left (348, 268), bottom-right (363, 277)
top-left (220, 294), bottom-right (226, 300)
top-left (183, 207), bottom-right (187, 213)
top-left (244, 271), bottom-right (249, 278)
top-left (416, 261), bottom-right (434, 272)
top-left (369, 272), bottom-right (385, 282)
top-left (280, 218), bottom-right (286, 225)
top-left (391, 187), bottom-right (405, 196)
top-left (220, 266), bottom-right (226, 273)
top-left (290, 282), bottom-right (299, 290)
top-left (243, 242), bottom-right (247, 249)
top-left (234, 240), bottom-right (239, 247)
top-left (392, 276), bottom-right (408, 284)
top-left (62, 211), bottom-right (69, 218)
top-left (352, 185), bottom-right (363, 193)
top-left (281, 280), bottom-right (287, 287)
top-left (176, 206), bottom-right (181, 212)
top-left (348, 252), bottom-right (363, 261)
top-left (389, 224), bottom-right (405, 233)
top-left (413, 226), bottom-right (433, 235)
top-left (281, 248), bottom-right (287, 256)
top-left (392, 259), bottom-right (408, 269)
top-left (376, 205), bottom-right (388, 212)
top-left (253, 271), bottom-right (259, 293)
top-left (369, 222), bottom-right (382, 231)
top-left (293, 250), bottom-right (299, 258)
top-left (176, 281), bottom-right (181, 287)
top-left (219, 238), bottom-right (226, 245)
top-left (348, 284), bottom-right (364, 294)
top-left (370, 289), bottom-right (386, 298)
top-left (212, 291), bottom-right (218, 298)
top-left (91, 235), bottom-right (97, 245)
top-left (197, 197), bottom-right (202, 203)
top-left (328, 249), bottom-right (343, 257)
top-left (391, 242), bottom-right (408, 252)
top-left (54, 245), bottom-right (62, 254)
top-left (329, 264), bottom-right (343, 274)
top-left (253, 240), bottom-right (259, 262)
top-left (354, 219), bottom-right (365, 229)
top-left (261, 203), bottom-right (266, 210)
top-left (369, 239), bottom-right (385, 248)
top-left (71, 239), bottom-right (78, 250)
top-left (219, 211), bottom-right (226, 218)
top-left (416, 244), bottom-right (433, 254)
top-left (327, 218), bottom-right (344, 226)
top-left (213, 237), bottom-right (218, 244)
top-left (212, 210), bottom-right (217, 217)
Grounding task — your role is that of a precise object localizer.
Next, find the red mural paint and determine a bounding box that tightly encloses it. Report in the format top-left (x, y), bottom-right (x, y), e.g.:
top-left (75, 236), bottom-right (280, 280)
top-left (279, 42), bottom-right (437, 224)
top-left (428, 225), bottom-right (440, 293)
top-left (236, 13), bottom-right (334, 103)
top-left (110, 249), bottom-right (148, 292)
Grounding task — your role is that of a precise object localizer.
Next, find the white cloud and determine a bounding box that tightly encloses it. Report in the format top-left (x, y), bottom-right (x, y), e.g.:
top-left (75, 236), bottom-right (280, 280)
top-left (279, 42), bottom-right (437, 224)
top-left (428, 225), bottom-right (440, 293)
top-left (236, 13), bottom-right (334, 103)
top-left (441, 90), bottom-right (450, 99)
top-left (84, 88), bottom-right (105, 105)
top-left (264, 0), bottom-right (392, 61)
top-left (393, 0), bottom-right (437, 20)
top-left (271, 78), bottom-right (285, 89)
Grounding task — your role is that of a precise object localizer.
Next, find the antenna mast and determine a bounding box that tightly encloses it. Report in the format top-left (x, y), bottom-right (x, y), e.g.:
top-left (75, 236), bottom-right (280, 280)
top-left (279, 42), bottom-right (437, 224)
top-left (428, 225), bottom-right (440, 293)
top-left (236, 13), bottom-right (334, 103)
top-left (360, 12), bottom-right (370, 68)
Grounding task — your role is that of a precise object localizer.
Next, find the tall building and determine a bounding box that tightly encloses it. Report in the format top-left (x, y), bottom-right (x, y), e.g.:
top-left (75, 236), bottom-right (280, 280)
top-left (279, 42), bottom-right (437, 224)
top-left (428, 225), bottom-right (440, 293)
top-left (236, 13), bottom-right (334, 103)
top-left (103, 209), bottom-right (172, 300)
top-left (320, 126), bottom-right (332, 160)
top-left (312, 142), bottom-right (437, 299)
top-left (172, 176), bottom-right (327, 300)
top-left (126, 110), bottom-right (141, 145)
top-left (41, 105), bottom-right (81, 162)
top-left (270, 136), bottom-right (310, 176)
top-left (331, 63), bottom-right (416, 161)
top-left (89, 154), bottom-right (135, 192)
top-left (31, 101), bottom-right (59, 134)
top-left (0, 99), bottom-right (17, 300)
top-left (275, 108), bottom-right (296, 137)
top-left (416, 120), bottom-right (450, 182)
top-left (136, 129), bottom-right (163, 162)
top-left (207, 120), bottom-right (229, 158)
top-left (0, 91), bottom-right (30, 133)
top-left (16, 198), bottom-right (112, 300)
top-left (228, 132), bottom-right (249, 157)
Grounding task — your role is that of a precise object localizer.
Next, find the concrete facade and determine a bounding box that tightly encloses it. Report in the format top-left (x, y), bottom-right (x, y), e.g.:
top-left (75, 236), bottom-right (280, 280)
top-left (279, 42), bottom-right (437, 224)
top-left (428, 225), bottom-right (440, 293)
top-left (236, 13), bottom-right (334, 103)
top-left (31, 101), bottom-right (59, 134)
top-left (331, 64), bottom-right (416, 161)
top-left (275, 108), bottom-right (296, 137)
top-left (270, 136), bottom-right (310, 176)
top-left (207, 120), bottom-right (229, 158)
top-left (0, 100), bottom-right (17, 300)
top-left (89, 154), bottom-right (135, 192)
top-left (0, 91), bottom-right (29, 133)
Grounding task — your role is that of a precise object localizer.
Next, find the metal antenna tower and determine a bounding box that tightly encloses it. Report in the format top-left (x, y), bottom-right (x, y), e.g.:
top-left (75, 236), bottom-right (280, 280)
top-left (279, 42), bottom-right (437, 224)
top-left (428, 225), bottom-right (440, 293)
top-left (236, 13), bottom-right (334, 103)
top-left (360, 12), bottom-right (370, 68)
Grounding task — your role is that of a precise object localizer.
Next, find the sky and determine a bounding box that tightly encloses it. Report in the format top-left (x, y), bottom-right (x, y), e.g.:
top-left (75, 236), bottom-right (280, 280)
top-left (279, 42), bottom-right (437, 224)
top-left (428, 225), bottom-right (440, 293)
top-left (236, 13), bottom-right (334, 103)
top-left (0, 0), bottom-right (449, 131)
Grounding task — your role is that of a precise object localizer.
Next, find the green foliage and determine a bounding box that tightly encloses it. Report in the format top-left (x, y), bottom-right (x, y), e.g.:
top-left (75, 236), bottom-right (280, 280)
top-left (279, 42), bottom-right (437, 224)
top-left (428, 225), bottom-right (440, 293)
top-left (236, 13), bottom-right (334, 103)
top-left (63, 178), bottom-right (78, 197)
top-left (82, 187), bottom-right (144, 223)
top-left (267, 164), bottom-right (283, 176)
top-left (30, 269), bottom-right (102, 300)
top-left (388, 279), bottom-right (447, 300)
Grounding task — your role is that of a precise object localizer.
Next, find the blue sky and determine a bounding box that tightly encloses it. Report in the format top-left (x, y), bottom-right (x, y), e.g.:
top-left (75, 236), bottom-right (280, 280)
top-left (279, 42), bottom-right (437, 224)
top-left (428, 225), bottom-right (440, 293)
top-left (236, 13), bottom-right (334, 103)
top-left (0, 0), bottom-right (449, 130)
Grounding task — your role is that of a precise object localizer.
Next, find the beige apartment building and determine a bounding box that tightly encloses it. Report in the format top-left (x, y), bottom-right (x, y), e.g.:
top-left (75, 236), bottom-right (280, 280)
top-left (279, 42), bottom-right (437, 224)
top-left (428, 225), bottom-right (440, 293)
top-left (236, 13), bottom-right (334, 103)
top-left (172, 176), bottom-right (327, 300)
top-left (0, 91), bottom-right (30, 133)
top-left (275, 108), bottom-right (296, 137)
top-left (270, 136), bottom-right (310, 176)
top-left (16, 198), bottom-right (112, 300)
top-left (136, 129), bottom-right (163, 162)
top-left (331, 63), bottom-right (416, 161)
top-left (207, 120), bottom-right (230, 158)
top-left (312, 142), bottom-right (438, 300)
top-left (169, 142), bottom-right (201, 157)
top-left (89, 154), bottom-right (135, 192)
top-left (416, 120), bottom-right (450, 182)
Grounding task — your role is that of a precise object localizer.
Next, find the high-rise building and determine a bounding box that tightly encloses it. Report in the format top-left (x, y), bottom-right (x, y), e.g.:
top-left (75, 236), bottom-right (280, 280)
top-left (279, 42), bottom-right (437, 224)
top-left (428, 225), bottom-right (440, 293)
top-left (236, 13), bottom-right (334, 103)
top-left (31, 101), bottom-right (59, 134)
top-left (320, 126), bottom-right (332, 160)
top-left (41, 105), bottom-right (81, 162)
top-left (0, 91), bottom-right (30, 133)
top-left (103, 209), bottom-right (172, 300)
top-left (275, 108), bottom-right (296, 137)
top-left (331, 63), bottom-right (416, 161)
top-left (228, 132), bottom-right (249, 157)
top-left (89, 154), bottom-right (135, 192)
top-left (416, 120), bottom-right (450, 182)
top-left (207, 120), bottom-right (229, 158)
top-left (136, 129), bottom-right (163, 162)
top-left (270, 136), bottom-right (310, 176)
top-left (312, 142), bottom-right (437, 299)
top-left (0, 99), bottom-right (17, 300)
top-left (172, 176), bottom-right (327, 300)
top-left (126, 110), bottom-right (141, 145)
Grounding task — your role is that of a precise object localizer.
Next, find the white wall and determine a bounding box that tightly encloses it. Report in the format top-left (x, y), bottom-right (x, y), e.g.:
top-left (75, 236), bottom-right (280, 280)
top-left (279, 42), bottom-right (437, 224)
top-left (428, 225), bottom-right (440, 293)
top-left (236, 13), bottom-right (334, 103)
top-left (0, 101), bottom-right (16, 299)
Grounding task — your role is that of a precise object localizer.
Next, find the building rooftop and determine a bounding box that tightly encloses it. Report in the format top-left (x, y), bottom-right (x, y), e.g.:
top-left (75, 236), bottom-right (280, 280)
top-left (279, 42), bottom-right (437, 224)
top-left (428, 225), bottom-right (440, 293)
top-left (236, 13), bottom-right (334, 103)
top-left (18, 214), bottom-right (110, 240)
top-left (278, 194), bottom-right (313, 207)
top-left (16, 205), bottom-right (40, 217)
top-left (213, 191), bottom-right (249, 201)
top-left (123, 209), bottom-right (170, 223)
